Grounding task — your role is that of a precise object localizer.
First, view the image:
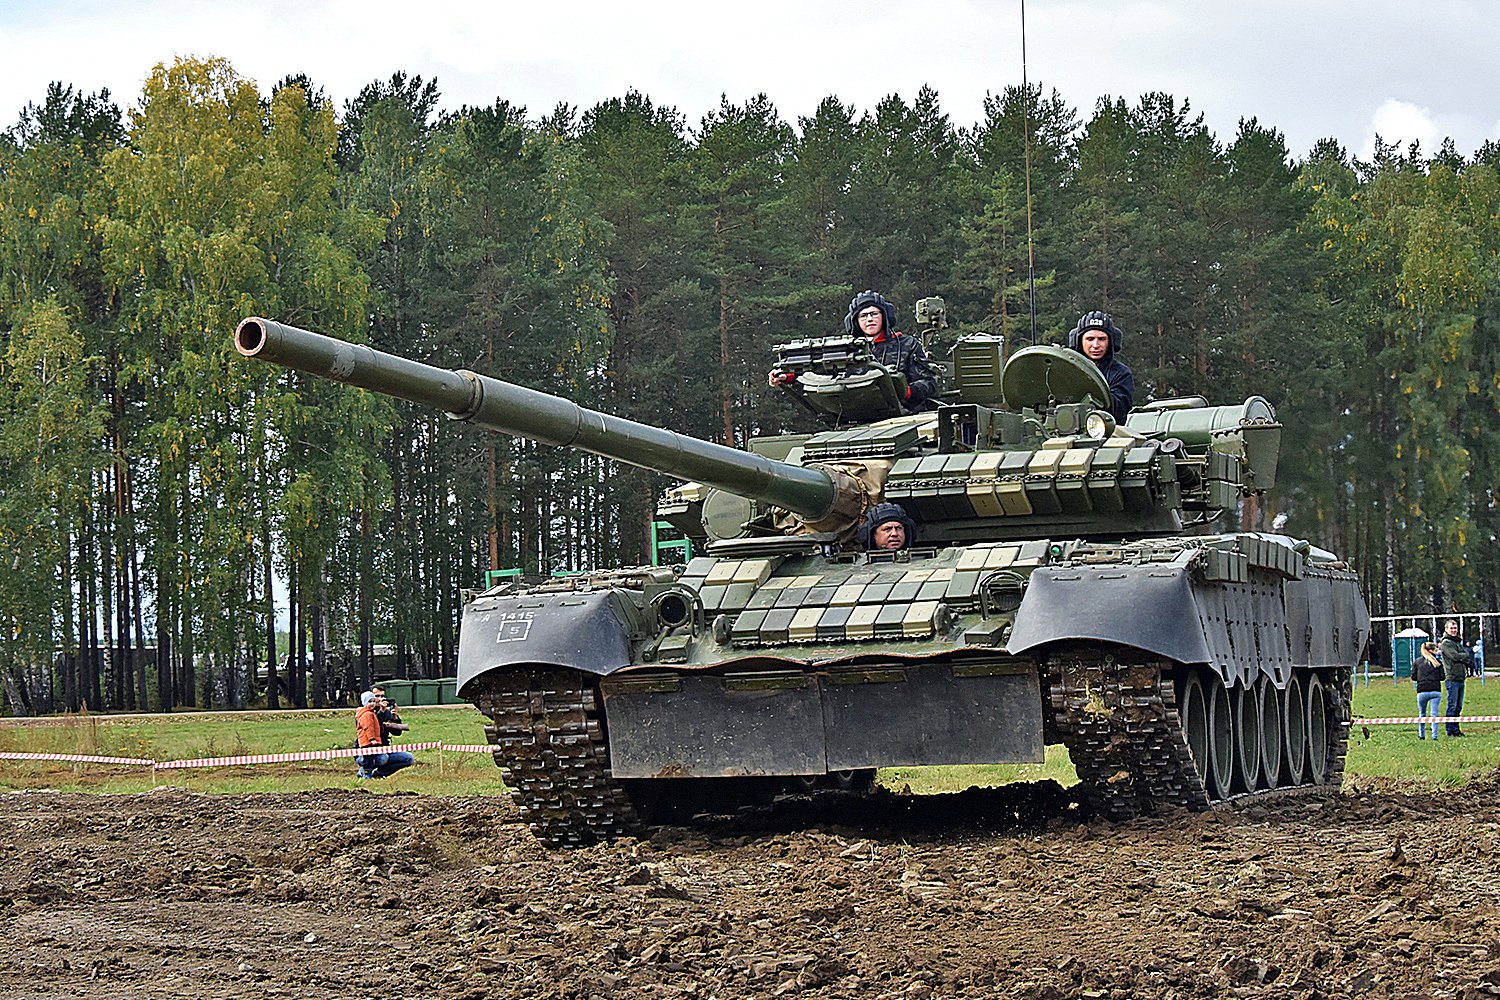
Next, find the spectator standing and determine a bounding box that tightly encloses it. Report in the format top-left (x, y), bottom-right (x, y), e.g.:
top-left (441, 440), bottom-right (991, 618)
top-left (1439, 619), bottom-right (1473, 737)
top-left (1414, 642), bottom-right (1444, 740)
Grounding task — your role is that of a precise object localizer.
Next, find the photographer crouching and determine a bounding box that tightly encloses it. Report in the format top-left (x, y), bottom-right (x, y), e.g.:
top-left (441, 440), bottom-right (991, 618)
top-left (354, 686), bottom-right (414, 779)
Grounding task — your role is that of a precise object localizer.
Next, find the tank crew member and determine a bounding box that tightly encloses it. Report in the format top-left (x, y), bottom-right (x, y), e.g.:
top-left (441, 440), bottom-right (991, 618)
top-left (859, 502), bottom-right (917, 551)
top-left (847, 291), bottom-right (936, 410)
top-left (771, 291), bottom-right (937, 410)
top-left (1066, 310), bottom-right (1134, 424)
top-left (1439, 619), bottom-right (1473, 737)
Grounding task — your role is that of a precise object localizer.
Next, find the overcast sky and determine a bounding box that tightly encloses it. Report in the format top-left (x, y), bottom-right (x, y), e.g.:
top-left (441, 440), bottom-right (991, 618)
top-left (2, 0), bottom-right (1495, 162)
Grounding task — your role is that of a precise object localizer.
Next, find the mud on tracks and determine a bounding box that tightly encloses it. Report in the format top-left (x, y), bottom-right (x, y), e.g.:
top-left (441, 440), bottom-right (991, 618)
top-left (3, 776), bottom-right (1500, 999)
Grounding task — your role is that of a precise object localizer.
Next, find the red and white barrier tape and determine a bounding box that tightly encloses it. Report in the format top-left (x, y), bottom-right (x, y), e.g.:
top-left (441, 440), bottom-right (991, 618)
top-left (0, 751), bottom-right (155, 766)
top-left (1353, 716), bottom-right (1500, 725)
top-left (154, 742), bottom-right (443, 770)
top-left (0, 741), bottom-right (479, 769)
top-left (7, 715), bottom-right (1495, 770)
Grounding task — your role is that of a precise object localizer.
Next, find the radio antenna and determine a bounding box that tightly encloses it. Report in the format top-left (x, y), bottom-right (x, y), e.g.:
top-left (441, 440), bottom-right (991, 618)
top-left (1021, 0), bottom-right (1038, 347)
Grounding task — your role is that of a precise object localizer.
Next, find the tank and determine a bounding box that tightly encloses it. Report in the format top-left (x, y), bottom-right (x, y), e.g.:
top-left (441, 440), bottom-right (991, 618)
top-left (235, 314), bottom-right (1369, 845)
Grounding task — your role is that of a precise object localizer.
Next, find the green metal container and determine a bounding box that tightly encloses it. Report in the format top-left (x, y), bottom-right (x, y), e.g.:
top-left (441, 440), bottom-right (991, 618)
top-left (1391, 629), bottom-right (1427, 680)
top-left (410, 679), bottom-right (443, 706)
top-left (381, 679), bottom-right (415, 705)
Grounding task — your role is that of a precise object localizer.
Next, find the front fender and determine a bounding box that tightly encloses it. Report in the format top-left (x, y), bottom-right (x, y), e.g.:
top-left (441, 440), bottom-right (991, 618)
top-left (1005, 564), bottom-right (1212, 665)
top-left (456, 590), bottom-right (637, 695)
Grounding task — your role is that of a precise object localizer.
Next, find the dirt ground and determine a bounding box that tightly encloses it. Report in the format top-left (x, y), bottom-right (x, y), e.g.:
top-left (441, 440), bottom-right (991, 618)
top-left (3, 775), bottom-right (1500, 1000)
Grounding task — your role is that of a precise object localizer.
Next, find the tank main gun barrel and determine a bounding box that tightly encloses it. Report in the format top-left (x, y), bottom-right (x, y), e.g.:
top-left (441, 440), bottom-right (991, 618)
top-left (233, 318), bottom-right (843, 521)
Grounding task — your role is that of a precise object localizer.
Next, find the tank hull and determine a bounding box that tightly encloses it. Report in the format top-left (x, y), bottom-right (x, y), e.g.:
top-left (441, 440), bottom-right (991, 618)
top-left (459, 533), bottom-right (1367, 845)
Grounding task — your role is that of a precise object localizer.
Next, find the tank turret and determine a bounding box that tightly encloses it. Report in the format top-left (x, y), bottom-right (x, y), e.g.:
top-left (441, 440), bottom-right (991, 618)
top-left (237, 318), bottom-right (1281, 552)
top-left (673, 337), bottom-right (1285, 548)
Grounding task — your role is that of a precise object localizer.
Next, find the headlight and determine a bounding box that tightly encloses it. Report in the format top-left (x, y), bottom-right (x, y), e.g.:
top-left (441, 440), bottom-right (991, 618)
top-left (655, 592), bottom-right (691, 628)
top-left (1085, 410), bottom-right (1116, 440)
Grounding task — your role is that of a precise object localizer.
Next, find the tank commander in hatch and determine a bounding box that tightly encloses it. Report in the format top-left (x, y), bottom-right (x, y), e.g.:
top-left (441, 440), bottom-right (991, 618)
top-left (859, 502), bottom-right (917, 551)
top-left (770, 290), bottom-right (937, 411)
top-left (1066, 310), bottom-right (1134, 424)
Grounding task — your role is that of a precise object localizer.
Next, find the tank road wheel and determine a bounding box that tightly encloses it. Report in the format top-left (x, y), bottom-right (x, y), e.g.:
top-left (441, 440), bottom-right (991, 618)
top-left (1306, 673), bottom-right (1330, 786)
top-left (1257, 677), bottom-right (1283, 790)
top-left (1206, 673), bottom-right (1235, 800)
top-left (1282, 673), bottom-right (1308, 785)
top-left (1179, 672), bottom-right (1212, 790)
top-left (1232, 683), bottom-right (1262, 794)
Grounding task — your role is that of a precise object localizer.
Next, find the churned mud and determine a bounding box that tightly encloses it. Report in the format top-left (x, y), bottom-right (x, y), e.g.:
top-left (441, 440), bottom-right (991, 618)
top-left (3, 775), bottom-right (1500, 999)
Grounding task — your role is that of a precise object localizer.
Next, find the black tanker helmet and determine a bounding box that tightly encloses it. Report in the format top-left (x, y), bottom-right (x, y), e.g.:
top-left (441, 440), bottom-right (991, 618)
top-left (844, 290), bottom-right (898, 338)
top-left (858, 501), bottom-right (917, 550)
top-left (1066, 310), bottom-right (1124, 355)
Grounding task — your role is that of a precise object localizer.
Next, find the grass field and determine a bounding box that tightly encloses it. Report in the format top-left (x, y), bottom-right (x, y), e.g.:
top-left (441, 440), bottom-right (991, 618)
top-left (1343, 673), bottom-right (1500, 785)
top-left (0, 676), bottom-right (1496, 795)
top-left (0, 705), bottom-right (507, 795)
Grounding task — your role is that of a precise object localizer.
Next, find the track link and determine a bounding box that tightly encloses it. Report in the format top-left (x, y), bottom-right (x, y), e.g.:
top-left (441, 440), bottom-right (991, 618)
top-left (470, 670), bottom-right (641, 847)
top-left (1327, 665), bottom-right (1353, 788)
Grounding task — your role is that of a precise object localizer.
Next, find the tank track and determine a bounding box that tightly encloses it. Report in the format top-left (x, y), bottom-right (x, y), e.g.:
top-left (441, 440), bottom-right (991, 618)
top-left (470, 670), bottom-right (641, 847)
top-left (1047, 650), bottom-right (1210, 819)
top-left (1047, 648), bottom-right (1351, 820)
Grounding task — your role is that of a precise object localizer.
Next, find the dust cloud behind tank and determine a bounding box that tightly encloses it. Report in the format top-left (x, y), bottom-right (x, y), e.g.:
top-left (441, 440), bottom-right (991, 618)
top-left (234, 306), bottom-right (1368, 846)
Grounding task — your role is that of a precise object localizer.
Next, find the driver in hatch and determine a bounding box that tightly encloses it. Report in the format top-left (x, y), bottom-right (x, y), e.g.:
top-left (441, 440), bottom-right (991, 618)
top-left (859, 502), bottom-right (917, 551)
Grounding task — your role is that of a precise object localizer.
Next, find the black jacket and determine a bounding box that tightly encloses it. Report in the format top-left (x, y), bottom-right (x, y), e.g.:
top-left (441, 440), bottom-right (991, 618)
top-left (869, 332), bottom-right (937, 410)
top-left (1414, 653), bottom-right (1444, 693)
top-left (1093, 355), bottom-right (1135, 425)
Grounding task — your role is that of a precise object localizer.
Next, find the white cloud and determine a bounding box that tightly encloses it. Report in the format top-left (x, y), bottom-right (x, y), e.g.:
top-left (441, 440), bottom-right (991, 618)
top-left (1359, 98), bottom-right (1497, 162)
top-left (1363, 99), bottom-right (1441, 160)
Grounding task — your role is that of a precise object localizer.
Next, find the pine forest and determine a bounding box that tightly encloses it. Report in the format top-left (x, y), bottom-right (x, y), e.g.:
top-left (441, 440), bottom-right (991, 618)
top-left (2, 57), bottom-right (1497, 714)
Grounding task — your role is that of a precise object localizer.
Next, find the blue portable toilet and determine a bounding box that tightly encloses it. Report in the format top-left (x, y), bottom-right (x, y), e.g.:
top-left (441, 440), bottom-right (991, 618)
top-left (1392, 627), bottom-right (1429, 680)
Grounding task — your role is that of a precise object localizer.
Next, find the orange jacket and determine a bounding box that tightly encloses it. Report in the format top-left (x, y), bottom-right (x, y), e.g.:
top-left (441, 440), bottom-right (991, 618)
top-left (355, 704), bottom-right (384, 748)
